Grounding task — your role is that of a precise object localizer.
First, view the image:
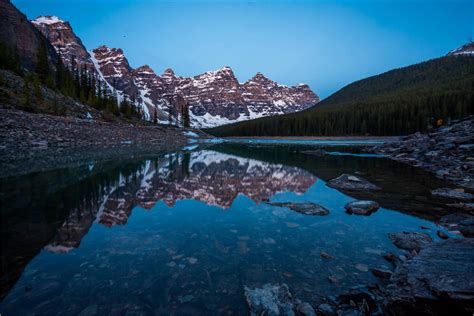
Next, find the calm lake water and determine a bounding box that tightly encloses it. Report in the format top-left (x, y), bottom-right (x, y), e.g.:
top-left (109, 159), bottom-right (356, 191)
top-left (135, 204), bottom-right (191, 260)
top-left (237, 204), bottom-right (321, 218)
top-left (0, 141), bottom-right (455, 315)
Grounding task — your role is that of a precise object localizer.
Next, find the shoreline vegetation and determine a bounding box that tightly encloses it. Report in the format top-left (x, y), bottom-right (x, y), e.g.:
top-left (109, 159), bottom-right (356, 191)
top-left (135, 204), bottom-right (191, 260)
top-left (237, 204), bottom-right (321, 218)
top-left (206, 55), bottom-right (474, 137)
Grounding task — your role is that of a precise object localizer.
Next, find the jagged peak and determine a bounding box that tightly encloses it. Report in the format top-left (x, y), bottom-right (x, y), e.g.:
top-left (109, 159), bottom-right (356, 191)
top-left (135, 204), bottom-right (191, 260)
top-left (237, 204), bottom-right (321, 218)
top-left (135, 64), bottom-right (155, 74)
top-left (136, 64), bottom-right (154, 72)
top-left (93, 45), bottom-right (125, 57)
top-left (31, 15), bottom-right (65, 25)
top-left (163, 68), bottom-right (175, 76)
top-left (217, 66), bottom-right (233, 72)
top-left (196, 66), bottom-right (235, 80)
top-left (246, 72), bottom-right (275, 85)
top-left (252, 72), bottom-right (270, 80)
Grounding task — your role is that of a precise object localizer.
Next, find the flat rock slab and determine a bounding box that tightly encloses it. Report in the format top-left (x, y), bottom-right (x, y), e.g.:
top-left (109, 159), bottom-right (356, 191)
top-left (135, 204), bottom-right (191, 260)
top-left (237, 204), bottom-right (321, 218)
top-left (431, 188), bottom-right (474, 201)
top-left (386, 238), bottom-right (474, 315)
top-left (388, 232), bottom-right (433, 252)
top-left (327, 174), bottom-right (381, 191)
top-left (267, 202), bottom-right (330, 216)
top-left (244, 283), bottom-right (295, 316)
top-left (345, 200), bottom-right (380, 215)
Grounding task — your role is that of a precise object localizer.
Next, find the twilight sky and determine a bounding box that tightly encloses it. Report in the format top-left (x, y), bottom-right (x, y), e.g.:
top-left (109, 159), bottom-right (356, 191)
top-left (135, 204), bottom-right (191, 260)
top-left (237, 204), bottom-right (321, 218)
top-left (13, 0), bottom-right (474, 99)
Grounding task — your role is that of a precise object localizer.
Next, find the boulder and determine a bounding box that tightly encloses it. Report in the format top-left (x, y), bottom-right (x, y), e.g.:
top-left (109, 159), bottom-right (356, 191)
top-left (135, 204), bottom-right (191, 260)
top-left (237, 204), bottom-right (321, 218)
top-left (295, 302), bottom-right (316, 316)
top-left (326, 174), bottom-right (381, 191)
top-left (244, 283), bottom-right (294, 316)
top-left (317, 303), bottom-right (335, 315)
top-left (431, 188), bottom-right (474, 201)
top-left (267, 202), bottom-right (329, 216)
top-left (388, 232), bottom-right (433, 252)
top-left (385, 238), bottom-right (474, 315)
top-left (344, 200), bottom-right (380, 215)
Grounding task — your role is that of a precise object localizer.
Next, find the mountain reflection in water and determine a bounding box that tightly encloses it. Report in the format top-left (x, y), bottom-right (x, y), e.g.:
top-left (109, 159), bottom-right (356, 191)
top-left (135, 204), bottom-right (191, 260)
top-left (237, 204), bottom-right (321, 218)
top-left (50, 151), bottom-right (317, 251)
top-left (0, 143), bottom-right (457, 314)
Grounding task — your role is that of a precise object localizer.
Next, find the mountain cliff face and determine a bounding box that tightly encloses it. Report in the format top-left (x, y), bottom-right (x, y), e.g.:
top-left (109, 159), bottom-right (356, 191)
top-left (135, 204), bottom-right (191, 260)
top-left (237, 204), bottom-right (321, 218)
top-left (31, 16), bottom-right (92, 70)
top-left (32, 15), bottom-right (319, 127)
top-left (0, 1), bottom-right (58, 72)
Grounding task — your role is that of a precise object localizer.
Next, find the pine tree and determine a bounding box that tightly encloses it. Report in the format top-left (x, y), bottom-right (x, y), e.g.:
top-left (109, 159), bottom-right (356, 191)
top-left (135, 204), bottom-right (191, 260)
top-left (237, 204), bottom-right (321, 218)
top-left (36, 40), bottom-right (53, 87)
top-left (182, 102), bottom-right (190, 128)
top-left (168, 106), bottom-right (173, 126)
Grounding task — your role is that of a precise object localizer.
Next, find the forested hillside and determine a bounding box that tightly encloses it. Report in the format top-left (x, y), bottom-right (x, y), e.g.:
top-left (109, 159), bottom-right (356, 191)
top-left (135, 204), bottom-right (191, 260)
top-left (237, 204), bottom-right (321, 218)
top-left (207, 56), bottom-right (474, 136)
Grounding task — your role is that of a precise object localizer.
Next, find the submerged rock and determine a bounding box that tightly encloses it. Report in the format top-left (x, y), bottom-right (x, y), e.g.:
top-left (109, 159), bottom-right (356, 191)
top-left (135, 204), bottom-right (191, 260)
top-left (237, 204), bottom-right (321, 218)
top-left (244, 283), bottom-right (294, 315)
top-left (267, 202), bottom-right (330, 216)
top-left (317, 303), bottom-right (335, 315)
top-left (437, 230), bottom-right (449, 239)
top-left (431, 188), bottom-right (474, 201)
top-left (337, 289), bottom-right (379, 315)
top-left (295, 302), bottom-right (316, 316)
top-left (371, 268), bottom-right (393, 280)
top-left (326, 174), bottom-right (381, 191)
top-left (388, 232), bottom-right (433, 252)
top-left (320, 251), bottom-right (335, 260)
top-left (344, 200), bottom-right (380, 215)
top-left (385, 238), bottom-right (474, 315)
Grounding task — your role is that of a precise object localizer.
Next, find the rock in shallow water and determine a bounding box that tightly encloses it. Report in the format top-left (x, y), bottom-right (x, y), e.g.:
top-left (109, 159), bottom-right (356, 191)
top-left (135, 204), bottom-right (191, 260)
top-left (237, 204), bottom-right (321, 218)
top-left (326, 174), bottom-right (381, 191)
top-left (267, 202), bottom-right (330, 216)
top-left (386, 238), bottom-right (474, 315)
top-left (344, 200), bottom-right (380, 215)
top-left (317, 303), bottom-right (334, 315)
top-left (371, 268), bottom-right (393, 280)
top-left (244, 283), bottom-right (294, 316)
top-left (388, 232), bottom-right (433, 252)
top-left (296, 302), bottom-right (316, 316)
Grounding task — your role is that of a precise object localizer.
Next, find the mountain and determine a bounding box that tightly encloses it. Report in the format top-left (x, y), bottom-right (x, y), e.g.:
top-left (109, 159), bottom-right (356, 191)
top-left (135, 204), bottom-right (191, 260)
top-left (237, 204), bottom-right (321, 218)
top-left (90, 46), bottom-right (318, 127)
top-left (32, 15), bottom-right (318, 127)
top-left (31, 16), bottom-right (92, 71)
top-left (448, 41), bottom-right (474, 56)
top-left (0, 1), bottom-right (58, 72)
top-left (207, 49), bottom-right (474, 137)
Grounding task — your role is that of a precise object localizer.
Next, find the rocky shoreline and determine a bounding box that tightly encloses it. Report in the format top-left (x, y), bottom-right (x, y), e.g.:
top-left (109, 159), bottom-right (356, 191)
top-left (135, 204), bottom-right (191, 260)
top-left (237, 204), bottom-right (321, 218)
top-left (0, 109), bottom-right (200, 177)
top-left (368, 116), bottom-right (474, 190)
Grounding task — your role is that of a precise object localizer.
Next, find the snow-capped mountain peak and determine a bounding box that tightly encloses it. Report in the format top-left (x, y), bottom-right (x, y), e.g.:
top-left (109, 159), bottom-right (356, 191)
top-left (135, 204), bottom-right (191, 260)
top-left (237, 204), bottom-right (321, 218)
top-left (448, 41), bottom-right (474, 56)
top-left (32, 15), bottom-right (319, 128)
top-left (31, 15), bottom-right (65, 26)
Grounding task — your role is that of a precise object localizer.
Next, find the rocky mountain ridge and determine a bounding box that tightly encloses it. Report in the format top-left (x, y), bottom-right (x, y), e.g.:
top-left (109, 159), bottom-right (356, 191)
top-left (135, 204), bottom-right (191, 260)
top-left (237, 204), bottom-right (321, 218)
top-left (31, 15), bottom-right (319, 127)
top-left (448, 40), bottom-right (474, 56)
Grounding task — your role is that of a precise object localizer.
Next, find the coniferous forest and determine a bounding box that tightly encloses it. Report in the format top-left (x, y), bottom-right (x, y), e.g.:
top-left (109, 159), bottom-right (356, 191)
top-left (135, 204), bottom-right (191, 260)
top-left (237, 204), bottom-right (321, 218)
top-left (0, 38), bottom-right (142, 120)
top-left (207, 56), bottom-right (474, 137)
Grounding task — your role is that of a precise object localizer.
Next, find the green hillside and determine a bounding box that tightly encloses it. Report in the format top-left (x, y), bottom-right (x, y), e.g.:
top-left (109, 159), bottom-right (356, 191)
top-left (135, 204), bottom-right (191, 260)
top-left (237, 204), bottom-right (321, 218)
top-left (207, 56), bottom-right (474, 137)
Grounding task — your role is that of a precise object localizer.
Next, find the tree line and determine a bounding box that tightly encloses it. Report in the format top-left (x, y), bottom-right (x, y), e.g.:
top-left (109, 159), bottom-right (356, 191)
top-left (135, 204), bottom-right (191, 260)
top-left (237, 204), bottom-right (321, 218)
top-left (207, 56), bottom-right (474, 137)
top-left (1, 38), bottom-right (194, 127)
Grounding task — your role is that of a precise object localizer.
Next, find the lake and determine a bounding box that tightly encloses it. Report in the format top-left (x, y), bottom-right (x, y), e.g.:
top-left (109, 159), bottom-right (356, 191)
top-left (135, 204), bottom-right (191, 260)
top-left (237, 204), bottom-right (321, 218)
top-left (0, 140), bottom-right (456, 315)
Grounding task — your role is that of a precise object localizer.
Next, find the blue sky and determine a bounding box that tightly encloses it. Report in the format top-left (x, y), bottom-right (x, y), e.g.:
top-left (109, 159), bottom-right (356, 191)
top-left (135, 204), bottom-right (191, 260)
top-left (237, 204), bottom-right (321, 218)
top-left (13, 0), bottom-right (474, 99)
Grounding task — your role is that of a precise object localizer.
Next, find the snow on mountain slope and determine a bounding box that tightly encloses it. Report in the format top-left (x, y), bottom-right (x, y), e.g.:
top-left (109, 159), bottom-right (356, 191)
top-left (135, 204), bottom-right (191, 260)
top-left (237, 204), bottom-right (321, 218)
top-left (32, 15), bottom-right (320, 127)
top-left (448, 41), bottom-right (474, 56)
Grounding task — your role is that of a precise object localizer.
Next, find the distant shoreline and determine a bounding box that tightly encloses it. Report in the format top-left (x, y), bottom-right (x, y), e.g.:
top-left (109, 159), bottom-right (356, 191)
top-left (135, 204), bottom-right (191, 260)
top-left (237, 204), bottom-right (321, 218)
top-left (223, 136), bottom-right (399, 141)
